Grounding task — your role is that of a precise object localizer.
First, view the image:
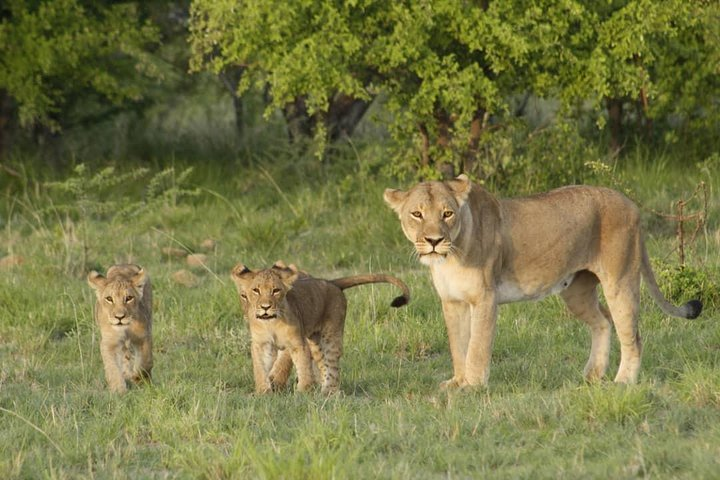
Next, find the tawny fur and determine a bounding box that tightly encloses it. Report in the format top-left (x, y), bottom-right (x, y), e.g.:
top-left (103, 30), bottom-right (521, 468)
top-left (231, 262), bottom-right (410, 395)
top-left (384, 174), bottom-right (702, 389)
top-left (87, 264), bottom-right (153, 394)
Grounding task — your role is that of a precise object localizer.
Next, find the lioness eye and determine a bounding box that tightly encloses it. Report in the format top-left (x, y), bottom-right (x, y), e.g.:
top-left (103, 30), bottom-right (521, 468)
top-left (271, 288), bottom-right (281, 295)
top-left (240, 293), bottom-right (247, 299)
top-left (411, 211), bottom-right (422, 219)
top-left (125, 296), bottom-right (134, 303)
top-left (443, 210), bottom-right (454, 219)
top-left (252, 288), bottom-right (260, 295)
top-left (105, 296), bottom-right (113, 304)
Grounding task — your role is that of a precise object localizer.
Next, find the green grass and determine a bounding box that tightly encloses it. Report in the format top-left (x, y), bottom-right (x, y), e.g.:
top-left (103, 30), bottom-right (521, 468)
top-left (1, 152), bottom-right (719, 479)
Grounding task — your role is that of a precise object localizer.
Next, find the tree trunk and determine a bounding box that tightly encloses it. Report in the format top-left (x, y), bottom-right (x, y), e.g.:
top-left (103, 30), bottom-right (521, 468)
top-left (282, 96), bottom-right (316, 143)
top-left (218, 66), bottom-right (246, 137)
top-left (606, 97), bottom-right (623, 155)
top-left (326, 93), bottom-right (371, 141)
top-left (0, 90), bottom-right (13, 159)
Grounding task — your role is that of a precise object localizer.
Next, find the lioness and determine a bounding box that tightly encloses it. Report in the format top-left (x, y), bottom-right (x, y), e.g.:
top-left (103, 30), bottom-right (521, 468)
top-left (87, 264), bottom-right (153, 394)
top-left (384, 174), bottom-right (702, 388)
top-left (231, 262), bottom-right (410, 394)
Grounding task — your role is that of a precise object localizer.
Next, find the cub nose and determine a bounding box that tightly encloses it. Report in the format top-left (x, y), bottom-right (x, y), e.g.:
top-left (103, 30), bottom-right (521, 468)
top-left (260, 303), bottom-right (271, 311)
top-left (424, 236), bottom-right (444, 247)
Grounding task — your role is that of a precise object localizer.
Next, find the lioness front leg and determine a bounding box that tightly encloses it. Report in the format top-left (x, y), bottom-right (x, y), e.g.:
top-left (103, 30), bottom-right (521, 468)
top-left (439, 300), bottom-right (471, 390)
top-left (463, 294), bottom-right (498, 387)
top-left (100, 340), bottom-right (127, 394)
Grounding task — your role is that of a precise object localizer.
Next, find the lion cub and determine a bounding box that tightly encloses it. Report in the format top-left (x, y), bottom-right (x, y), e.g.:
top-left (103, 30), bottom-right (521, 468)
top-left (231, 262), bottom-right (410, 395)
top-left (87, 264), bottom-right (153, 394)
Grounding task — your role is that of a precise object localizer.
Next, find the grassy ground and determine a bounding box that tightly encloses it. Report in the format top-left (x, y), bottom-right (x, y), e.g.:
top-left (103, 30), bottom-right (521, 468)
top-left (1, 150), bottom-right (718, 479)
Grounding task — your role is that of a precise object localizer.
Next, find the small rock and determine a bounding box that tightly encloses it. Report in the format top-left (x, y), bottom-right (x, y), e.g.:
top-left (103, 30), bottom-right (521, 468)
top-left (0, 255), bottom-right (23, 269)
top-left (162, 247), bottom-right (187, 258)
top-left (199, 239), bottom-right (217, 251)
top-left (171, 269), bottom-right (199, 288)
top-left (186, 253), bottom-right (208, 268)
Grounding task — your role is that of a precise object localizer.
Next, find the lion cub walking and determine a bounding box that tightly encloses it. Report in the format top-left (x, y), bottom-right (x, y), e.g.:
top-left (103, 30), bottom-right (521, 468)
top-left (87, 264), bottom-right (153, 394)
top-left (231, 262), bottom-right (410, 395)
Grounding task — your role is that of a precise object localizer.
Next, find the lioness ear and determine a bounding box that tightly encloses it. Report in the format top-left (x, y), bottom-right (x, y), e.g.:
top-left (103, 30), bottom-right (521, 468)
top-left (132, 268), bottom-right (147, 298)
top-left (447, 174), bottom-right (472, 205)
top-left (87, 271), bottom-right (107, 290)
top-left (383, 188), bottom-right (408, 214)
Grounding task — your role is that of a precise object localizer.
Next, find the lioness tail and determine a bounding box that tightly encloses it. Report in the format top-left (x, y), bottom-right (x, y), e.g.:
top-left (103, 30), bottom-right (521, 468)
top-left (640, 243), bottom-right (702, 319)
top-left (331, 274), bottom-right (410, 308)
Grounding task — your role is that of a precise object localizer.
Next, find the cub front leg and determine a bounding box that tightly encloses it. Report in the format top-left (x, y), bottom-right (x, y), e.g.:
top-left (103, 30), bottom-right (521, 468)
top-left (439, 300), bottom-right (471, 390)
top-left (100, 340), bottom-right (127, 394)
top-left (130, 337), bottom-right (153, 384)
top-left (288, 343), bottom-right (314, 392)
top-left (251, 341), bottom-right (276, 394)
top-left (268, 349), bottom-right (293, 390)
top-left (464, 293), bottom-right (498, 387)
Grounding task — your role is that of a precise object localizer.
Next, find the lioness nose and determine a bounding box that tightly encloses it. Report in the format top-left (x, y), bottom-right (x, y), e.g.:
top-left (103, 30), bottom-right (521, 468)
top-left (425, 236), bottom-right (444, 247)
top-left (260, 304), bottom-right (271, 311)
top-left (114, 312), bottom-right (126, 320)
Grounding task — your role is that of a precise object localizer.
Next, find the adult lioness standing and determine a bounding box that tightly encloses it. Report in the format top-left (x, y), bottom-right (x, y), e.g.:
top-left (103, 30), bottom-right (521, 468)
top-left (384, 174), bottom-right (702, 388)
top-left (87, 264), bottom-right (153, 394)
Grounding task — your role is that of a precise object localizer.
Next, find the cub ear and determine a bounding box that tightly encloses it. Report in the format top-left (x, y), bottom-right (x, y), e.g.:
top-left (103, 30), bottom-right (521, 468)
top-left (447, 174), bottom-right (472, 205)
top-left (272, 260), bottom-right (288, 269)
top-left (230, 263), bottom-right (253, 285)
top-left (132, 268), bottom-right (148, 298)
top-left (383, 188), bottom-right (408, 214)
top-left (273, 265), bottom-right (299, 288)
top-left (87, 271), bottom-right (107, 290)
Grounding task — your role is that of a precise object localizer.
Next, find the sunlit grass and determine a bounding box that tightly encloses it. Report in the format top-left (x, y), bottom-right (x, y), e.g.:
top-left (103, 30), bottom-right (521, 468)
top-left (1, 153), bottom-right (718, 479)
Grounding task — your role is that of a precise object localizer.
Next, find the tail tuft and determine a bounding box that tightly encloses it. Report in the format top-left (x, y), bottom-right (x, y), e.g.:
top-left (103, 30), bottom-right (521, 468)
top-left (391, 296), bottom-right (409, 308)
top-left (684, 299), bottom-right (703, 319)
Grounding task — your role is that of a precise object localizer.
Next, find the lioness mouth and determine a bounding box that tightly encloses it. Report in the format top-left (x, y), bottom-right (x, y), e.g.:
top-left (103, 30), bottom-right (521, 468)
top-left (257, 313), bottom-right (276, 320)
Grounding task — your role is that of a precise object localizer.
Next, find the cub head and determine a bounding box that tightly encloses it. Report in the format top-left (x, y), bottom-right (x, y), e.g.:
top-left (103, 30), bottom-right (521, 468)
top-left (88, 266), bottom-right (147, 327)
top-left (384, 174), bottom-right (472, 265)
top-left (230, 262), bottom-right (299, 321)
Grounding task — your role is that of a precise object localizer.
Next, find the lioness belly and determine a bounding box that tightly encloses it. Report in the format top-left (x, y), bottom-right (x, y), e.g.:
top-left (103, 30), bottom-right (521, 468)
top-left (496, 273), bottom-right (575, 304)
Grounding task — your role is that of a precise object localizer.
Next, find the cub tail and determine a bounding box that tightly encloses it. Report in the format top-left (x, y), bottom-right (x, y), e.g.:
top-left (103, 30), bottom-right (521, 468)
top-left (331, 274), bottom-right (410, 308)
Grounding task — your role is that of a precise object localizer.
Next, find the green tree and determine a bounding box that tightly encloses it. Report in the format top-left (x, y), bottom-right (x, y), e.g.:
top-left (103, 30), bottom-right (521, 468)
top-left (0, 0), bottom-right (162, 156)
top-left (189, 0), bottom-right (720, 175)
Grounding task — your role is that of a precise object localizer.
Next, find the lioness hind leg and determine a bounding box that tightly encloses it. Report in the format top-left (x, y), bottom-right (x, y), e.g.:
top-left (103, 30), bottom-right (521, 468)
top-left (604, 283), bottom-right (642, 384)
top-left (561, 271), bottom-right (613, 381)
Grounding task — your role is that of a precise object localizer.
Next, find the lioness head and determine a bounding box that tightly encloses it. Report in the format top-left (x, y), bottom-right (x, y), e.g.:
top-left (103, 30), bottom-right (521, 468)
top-left (231, 262), bottom-right (299, 321)
top-left (88, 265), bottom-right (147, 327)
top-left (384, 174), bottom-right (472, 265)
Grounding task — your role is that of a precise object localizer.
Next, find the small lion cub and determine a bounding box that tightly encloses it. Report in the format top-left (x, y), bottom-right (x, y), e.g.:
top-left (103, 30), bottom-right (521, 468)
top-left (231, 261), bottom-right (410, 395)
top-left (87, 264), bottom-right (153, 394)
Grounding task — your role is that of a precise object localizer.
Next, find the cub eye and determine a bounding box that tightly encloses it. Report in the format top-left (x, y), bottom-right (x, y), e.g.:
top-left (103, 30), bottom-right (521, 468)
top-left (410, 211), bottom-right (422, 219)
top-left (252, 288), bottom-right (260, 295)
top-left (105, 296), bottom-right (114, 304)
top-left (271, 288), bottom-right (281, 296)
top-left (442, 210), bottom-right (454, 219)
top-left (240, 293), bottom-right (247, 299)
top-left (125, 295), bottom-right (134, 303)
